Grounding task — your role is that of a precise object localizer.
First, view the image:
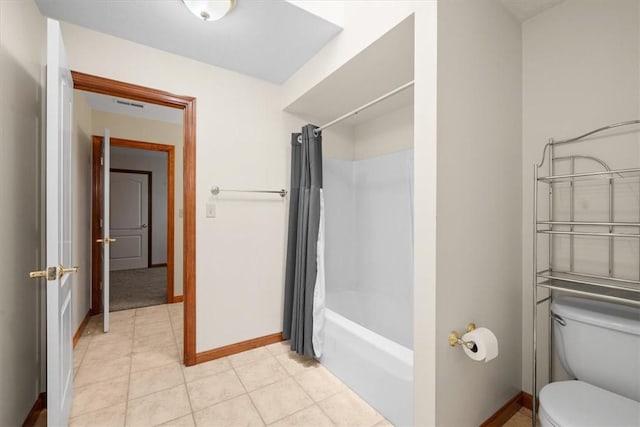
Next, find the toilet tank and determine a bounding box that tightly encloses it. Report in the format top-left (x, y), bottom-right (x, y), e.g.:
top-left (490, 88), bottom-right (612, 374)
top-left (551, 296), bottom-right (640, 402)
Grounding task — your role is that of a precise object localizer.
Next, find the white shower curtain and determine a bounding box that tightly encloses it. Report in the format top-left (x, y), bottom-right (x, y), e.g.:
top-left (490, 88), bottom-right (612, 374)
top-left (312, 189), bottom-right (326, 357)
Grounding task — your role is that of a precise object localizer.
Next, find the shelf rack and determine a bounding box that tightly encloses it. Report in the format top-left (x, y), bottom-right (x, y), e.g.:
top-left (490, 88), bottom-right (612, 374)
top-left (532, 120), bottom-right (640, 426)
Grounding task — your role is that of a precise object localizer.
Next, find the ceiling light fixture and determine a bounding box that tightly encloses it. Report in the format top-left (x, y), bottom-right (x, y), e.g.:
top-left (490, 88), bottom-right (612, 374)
top-left (182, 0), bottom-right (236, 22)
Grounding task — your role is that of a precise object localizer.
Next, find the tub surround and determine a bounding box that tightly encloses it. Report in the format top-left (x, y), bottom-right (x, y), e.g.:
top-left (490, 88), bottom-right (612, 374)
top-left (320, 309), bottom-right (413, 426)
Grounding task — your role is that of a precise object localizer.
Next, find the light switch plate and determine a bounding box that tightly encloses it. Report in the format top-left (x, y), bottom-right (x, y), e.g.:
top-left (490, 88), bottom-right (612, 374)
top-left (206, 203), bottom-right (216, 218)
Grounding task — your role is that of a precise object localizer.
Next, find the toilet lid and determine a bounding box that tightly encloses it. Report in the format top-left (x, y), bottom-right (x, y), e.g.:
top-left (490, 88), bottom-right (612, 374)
top-left (540, 381), bottom-right (640, 427)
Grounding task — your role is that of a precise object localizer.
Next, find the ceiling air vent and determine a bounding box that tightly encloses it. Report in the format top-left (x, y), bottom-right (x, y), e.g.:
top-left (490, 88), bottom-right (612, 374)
top-left (115, 99), bottom-right (144, 109)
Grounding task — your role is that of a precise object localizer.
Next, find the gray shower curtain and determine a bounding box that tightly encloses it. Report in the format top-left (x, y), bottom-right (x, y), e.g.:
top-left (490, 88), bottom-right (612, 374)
top-left (283, 124), bottom-right (323, 357)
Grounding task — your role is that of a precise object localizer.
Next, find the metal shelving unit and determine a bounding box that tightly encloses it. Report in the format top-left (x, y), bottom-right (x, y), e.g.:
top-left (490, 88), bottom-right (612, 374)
top-left (532, 120), bottom-right (640, 425)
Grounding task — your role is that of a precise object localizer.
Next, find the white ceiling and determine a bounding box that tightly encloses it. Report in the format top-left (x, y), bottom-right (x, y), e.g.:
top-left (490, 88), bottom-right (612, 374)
top-left (82, 91), bottom-right (183, 124)
top-left (35, 0), bottom-right (342, 84)
top-left (500, 0), bottom-right (565, 22)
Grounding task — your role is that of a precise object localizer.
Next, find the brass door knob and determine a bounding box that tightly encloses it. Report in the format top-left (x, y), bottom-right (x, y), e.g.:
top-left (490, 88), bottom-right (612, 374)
top-left (29, 270), bottom-right (47, 279)
top-left (58, 265), bottom-right (80, 278)
top-left (96, 237), bottom-right (117, 244)
top-left (29, 265), bottom-right (79, 280)
top-left (29, 266), bottom-right (57, 280)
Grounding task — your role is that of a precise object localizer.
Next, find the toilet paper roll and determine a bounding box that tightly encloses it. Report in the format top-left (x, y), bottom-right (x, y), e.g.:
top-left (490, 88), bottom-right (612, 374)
top-left (461, 327), bottom-right (499, 362)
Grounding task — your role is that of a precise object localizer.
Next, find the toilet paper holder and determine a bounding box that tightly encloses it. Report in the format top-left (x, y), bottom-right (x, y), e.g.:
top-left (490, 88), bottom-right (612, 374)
top-left (448, 322), bottom-right (478, 351)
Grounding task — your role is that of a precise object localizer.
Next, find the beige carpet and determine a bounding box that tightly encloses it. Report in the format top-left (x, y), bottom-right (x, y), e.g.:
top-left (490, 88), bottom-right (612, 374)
top-left (110, 266), bottom-right (167, 311)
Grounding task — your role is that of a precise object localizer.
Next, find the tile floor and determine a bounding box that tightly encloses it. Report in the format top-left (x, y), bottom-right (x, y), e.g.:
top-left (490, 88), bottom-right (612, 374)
top-left (504, 407), bottom-right (536, 427)
top-left (71, 303), bottom-right (392, 427)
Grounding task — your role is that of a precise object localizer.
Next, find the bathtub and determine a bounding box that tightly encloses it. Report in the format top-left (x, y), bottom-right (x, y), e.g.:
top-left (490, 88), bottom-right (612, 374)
top-left (320, 309), bottom-right (414, 426)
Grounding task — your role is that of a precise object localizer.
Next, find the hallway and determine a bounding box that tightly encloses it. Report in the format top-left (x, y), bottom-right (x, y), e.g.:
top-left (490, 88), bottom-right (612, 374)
top-left (71, 303), bottom-right (391, 426)
top-left (110, 267), bottom-right (168, 312)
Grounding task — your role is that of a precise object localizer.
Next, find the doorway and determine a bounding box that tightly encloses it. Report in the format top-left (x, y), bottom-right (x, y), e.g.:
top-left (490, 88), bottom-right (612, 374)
top-left (110, 170), bottom-right (151, 271)
top-left (73, 71), bottom-right (197, 366)
top-left (91, 137), bottom-right (177, 312)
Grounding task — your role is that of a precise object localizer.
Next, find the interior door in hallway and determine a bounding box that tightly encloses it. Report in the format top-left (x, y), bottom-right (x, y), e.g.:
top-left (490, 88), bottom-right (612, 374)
top-left (44, 18), bottom-right (76, 427)
top-left (101, 129), bottom-right (111, 331)
top-left (109, 171), bottom-right (150, 271)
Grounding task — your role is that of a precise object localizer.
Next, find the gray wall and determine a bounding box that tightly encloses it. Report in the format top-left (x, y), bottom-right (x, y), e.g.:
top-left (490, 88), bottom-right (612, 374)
top-left (72, 90), bottom-right (93, 333)
top-left (435, 0), bottom-right (523, 424)
top-left (0, 1), bottom-right (46, 424)
top-left (521, 0), bottom-right (640, 394)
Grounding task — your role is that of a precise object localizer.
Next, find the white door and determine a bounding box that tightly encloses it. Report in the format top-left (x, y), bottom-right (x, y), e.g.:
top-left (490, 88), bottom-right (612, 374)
top-left (101, 129), bottom-right (111, 332)
top-left (110, 172), bottom-right (150, 271)
top-left (40, 18), bottom-right (76, 427)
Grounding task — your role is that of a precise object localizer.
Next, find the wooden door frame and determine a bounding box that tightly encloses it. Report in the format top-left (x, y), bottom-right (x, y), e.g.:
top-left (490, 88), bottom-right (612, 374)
top-left (109, 168), bottom-right (153, 269)
top-left (92, 137), bottom-right (176, 309)
top-left (74, 71), bottom-right (197, 366)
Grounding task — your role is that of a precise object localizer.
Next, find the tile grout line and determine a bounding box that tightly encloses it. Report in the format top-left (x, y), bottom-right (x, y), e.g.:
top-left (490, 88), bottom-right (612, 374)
top-left (69, 313), bottom-right (133, 421)
top-left (184, 375), bottom-right (253, 420)
top-left (124, 330), bottom-right (384, 427)
top-left (246, 346), bottom-right (320, 426)
top-left (130, 355), bottom-right (179, 376)
top-left (73, 337), bottom-right (91, 375)
top-left (74, 309), bottom-right (136, 422)
top-left (128, 305), bottom-right (187, 426)
top-left (232, 348), bottom-right (287, 391)
top-left (268, 403), bottom-right (329, 427)
top-left (128, 362), bottom-right (184, 400)
top-left (130, 304), bottom-right (189, 427)
top-left (288, 364), bottom-right (341, 425)
top-left (273, 352), bottom-right (323, 426)
top-left (175, 340), bottom-right (375, 427)
top-left (123, 305), bottom-right (145, 426)
top-left (167, 353), bottom-right (292, 425)
top-left (72, 305), bottom-right (199, 425)
top-left (129, 346), bottom-right (186, 400)
top-left (282, 349), bottom-right (383, 425)
top-left (182, 355), bottom-right (281, 415)
top-left (168, 303), bottom-right (197, 426)
top-left (68, 373), bottom-right (131, 418)
top-left (147, 304), bottom-right (191, 427)
top-left (182, 361), bottom-right (235, 383)
top-left (68, 402), bottom-right (128, 424)
top-left (230, 357), bottom-right (269, 426)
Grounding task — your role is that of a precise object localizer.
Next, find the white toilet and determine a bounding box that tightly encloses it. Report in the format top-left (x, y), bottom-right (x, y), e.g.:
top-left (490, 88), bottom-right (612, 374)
top-left (538, 296), bottom-right (640, 427)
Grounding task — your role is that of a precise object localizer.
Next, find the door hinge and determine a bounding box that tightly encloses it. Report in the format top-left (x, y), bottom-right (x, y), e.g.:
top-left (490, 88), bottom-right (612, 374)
top-left (100, 157), bottom-right (104, 166)
top-left (100, 219), bottom-right (103, 228)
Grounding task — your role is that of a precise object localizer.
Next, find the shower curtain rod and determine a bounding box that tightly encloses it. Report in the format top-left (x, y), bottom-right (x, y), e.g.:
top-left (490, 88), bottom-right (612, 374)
top-left (297, 80), bottom-right (415, 143)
